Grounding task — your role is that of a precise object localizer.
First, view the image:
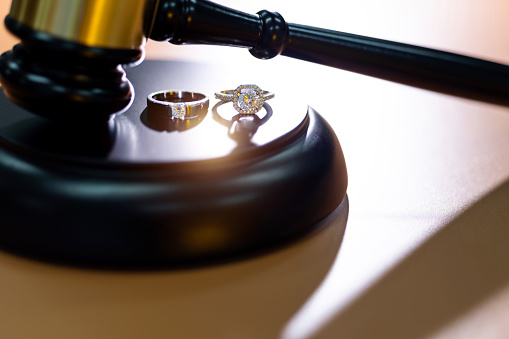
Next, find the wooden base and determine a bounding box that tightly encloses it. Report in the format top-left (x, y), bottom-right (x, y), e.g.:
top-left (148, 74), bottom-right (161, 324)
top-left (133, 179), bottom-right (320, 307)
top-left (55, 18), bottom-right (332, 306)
top-left (0, 60), bottom-right (347, 267)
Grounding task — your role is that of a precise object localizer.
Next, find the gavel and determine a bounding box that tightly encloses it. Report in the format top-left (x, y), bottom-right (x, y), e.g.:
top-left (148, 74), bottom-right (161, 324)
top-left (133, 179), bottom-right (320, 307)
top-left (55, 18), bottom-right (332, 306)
top-left (1, 0), bottom-right (509, 123)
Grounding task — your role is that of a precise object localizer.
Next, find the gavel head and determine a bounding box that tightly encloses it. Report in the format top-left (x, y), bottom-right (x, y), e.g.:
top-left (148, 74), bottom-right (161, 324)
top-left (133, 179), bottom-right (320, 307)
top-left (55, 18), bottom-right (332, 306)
top-left (0, 0), bottom-right (158, 122)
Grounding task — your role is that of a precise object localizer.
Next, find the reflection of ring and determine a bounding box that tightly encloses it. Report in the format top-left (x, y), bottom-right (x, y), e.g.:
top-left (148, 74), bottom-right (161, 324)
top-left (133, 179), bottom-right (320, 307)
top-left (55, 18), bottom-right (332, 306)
top-left (214, 84), bottom-right (275, 114)
top-left (212, 101), bottom-right (273, 147)
top-left (212, 101), bottom-right (273, 127)
top-left (147, 90), bottom-right (209, 120)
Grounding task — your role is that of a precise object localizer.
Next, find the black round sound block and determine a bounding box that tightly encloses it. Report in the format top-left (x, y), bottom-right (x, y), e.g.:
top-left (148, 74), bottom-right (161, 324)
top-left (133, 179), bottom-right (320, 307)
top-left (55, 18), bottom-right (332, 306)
top-left (0, 60), bottom-right (347, 267)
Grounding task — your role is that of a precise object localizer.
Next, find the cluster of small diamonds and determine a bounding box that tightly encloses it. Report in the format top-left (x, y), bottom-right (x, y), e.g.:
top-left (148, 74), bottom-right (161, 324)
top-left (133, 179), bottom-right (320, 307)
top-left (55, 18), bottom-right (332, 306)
top-left (232, 84), bottom-right (263, 114)
top-left (263, 92), bottom-right (275, 100)
top-left (214, 92), bottom-right (232, 102)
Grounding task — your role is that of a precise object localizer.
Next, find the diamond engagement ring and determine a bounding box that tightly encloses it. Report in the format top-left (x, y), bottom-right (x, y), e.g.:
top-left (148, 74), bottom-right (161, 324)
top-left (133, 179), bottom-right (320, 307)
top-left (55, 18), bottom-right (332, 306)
top-left (215, 84), bottom-right (274, 114)
top-left (147, 90), bottom-right (209, 120)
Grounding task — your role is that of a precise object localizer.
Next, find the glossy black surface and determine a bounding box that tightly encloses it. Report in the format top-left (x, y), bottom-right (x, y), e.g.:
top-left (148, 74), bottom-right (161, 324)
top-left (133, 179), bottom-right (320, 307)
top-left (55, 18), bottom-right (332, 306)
top-left (149, 0), bottom-right (260, 47)
top-left (0, 60), bottom-right (348, 267)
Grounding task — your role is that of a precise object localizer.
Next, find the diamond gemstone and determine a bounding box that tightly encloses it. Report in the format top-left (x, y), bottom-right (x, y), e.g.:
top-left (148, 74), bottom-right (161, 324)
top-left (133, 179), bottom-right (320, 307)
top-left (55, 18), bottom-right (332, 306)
top-left (233, 85), bottom-right (263, 114)
top-left (171, 103), bottom-right (186, 120)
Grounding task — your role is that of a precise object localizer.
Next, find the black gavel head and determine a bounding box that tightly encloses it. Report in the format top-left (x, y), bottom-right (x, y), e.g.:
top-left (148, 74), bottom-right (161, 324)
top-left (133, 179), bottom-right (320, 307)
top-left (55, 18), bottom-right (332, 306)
top-left (0, 0), bottom-right (158, 122)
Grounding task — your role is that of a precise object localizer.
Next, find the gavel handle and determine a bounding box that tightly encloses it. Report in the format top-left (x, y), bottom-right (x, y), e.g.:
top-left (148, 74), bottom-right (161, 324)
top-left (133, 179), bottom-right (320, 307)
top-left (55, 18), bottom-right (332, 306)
top-left (282, 24), bottom-right (509, 105)
top-left (150, 1), bottom-right (509, 106)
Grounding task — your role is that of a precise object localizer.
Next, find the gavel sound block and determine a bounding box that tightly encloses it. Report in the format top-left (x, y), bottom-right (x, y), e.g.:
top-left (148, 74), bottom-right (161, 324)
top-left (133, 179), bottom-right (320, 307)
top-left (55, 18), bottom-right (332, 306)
top-left (0, 60), bottom-right (348, 267)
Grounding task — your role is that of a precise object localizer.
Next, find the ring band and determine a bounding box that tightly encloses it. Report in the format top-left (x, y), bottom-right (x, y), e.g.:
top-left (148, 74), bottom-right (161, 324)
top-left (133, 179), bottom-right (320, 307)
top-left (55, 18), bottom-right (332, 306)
top-left (147, 90), bottom-right (209, 120)
top-left (215, 84), bottom-right (274, 114)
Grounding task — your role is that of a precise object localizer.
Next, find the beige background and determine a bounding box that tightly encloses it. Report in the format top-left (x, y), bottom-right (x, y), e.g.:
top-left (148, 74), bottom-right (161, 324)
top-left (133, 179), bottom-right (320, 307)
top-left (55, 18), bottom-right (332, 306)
top-left (2, 1), bottom-right (509, 338)
top-left (0, 0), bottom-right (17, 52)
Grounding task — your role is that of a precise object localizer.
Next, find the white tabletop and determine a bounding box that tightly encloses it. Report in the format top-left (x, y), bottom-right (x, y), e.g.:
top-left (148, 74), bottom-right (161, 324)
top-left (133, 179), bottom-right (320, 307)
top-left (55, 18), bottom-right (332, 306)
top-left (1, 0), bottom-right (509, 338)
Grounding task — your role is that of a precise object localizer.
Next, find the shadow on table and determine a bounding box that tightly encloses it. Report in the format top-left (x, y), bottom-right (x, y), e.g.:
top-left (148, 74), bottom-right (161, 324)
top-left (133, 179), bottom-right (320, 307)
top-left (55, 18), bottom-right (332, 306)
top-left (312, 178), bottom-right (509, 338)
top-left (0, 196), bottom-right (348, 339)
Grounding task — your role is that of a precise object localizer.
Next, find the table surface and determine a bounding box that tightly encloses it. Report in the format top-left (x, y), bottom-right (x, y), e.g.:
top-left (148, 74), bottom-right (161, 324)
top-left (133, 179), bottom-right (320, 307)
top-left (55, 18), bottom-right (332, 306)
top-left (2, 0), bottom-right (509, 338)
